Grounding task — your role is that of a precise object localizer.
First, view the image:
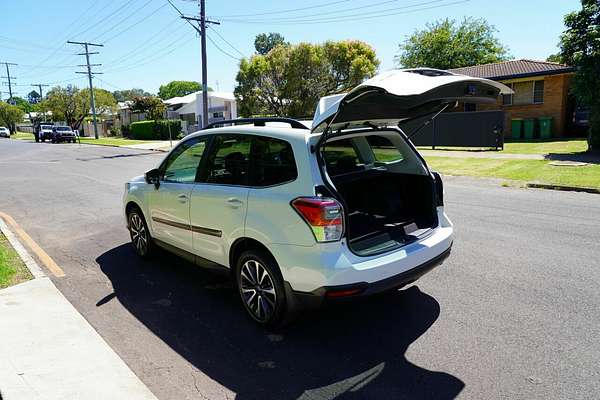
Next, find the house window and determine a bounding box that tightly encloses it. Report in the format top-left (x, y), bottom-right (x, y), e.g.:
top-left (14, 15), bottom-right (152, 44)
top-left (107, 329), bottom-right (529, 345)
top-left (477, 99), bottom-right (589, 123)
top-left (533, 80), bottom-right (544, 104)
top-left (502, 83), bottom-right (513, 105)
top-left (502, 80), bottom-right (544, 106)
top-left (212, 111), bottom-right (224, 119)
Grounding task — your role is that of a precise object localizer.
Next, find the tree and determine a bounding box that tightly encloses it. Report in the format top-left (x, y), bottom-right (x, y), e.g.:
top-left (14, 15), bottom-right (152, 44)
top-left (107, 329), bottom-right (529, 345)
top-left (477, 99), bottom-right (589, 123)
top-left (235, 40), bottom-right (379, 118)
top-left (27, 90), bottom-right (41, 104)
top-left (158, 81), bottom-right (201, 100)
top-left (11, 96), bottom-right (34, 113)
top-left (129, 96), bottom-right (165, 121)
top-left (395, 18), bottom-right (510, 70)
top-left (546, 53), bottom-right (564, 64)
top-left (112, 88), bottom-right (152, 102)
top-left (0, 102), bottom-right (25, 134)
top-left (41, 85), bottom-right (117, 129)
top-left (254, 33), bottom-right (288, 55)
top-left (558, 0), bottom-right (600, 152)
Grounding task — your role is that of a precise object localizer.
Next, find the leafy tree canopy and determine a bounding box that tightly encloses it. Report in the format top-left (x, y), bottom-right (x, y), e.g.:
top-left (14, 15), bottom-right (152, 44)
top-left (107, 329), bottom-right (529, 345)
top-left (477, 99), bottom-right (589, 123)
top-left (254, 33), bottom-right (288, 55)
top-left (395, 17), bottom-right (510, 70)
top-left (10, 96), bottom-right (34, 113)
top-left (129, 96), bottom-right (165, 121)
top-left (546, 53), bottom-right (564, 64)
top-left (0, 102), bottom-right (25, 133)
top-left (158, 81), bottom-right (202, 100)
top-left (559, 0), bottom-right (600, 151)
top-left (235, 40), bottom-right (379, 118)
top-left (41, 86), bottom-right (117, 129)
top-left (27, 90), bottom-right (41, 104)
top-left (112, 88), bottom-right (152, 102)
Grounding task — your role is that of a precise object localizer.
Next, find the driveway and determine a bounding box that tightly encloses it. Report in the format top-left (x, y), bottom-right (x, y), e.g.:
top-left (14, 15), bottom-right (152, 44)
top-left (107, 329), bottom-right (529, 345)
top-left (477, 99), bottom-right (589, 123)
top-left (0, 140), bottom-right (599, 399)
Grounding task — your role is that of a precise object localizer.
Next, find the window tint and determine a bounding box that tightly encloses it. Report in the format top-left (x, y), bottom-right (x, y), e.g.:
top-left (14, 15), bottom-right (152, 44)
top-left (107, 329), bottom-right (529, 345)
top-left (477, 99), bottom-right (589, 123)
top-left (251, 137), bottom-right (297, 186)
top-left (323, 138), bottom-right (363, 176)
top-left (162, 138), bottom-right (207, 183)
top-left (366, 136), bottom-right (404, 163)
top-left (204, 135), bottom-right (251, 185)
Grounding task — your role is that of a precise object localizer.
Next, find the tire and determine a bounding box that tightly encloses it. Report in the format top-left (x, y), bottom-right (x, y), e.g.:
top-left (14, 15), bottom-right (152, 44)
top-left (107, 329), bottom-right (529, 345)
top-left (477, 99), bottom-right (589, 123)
top-left (128, 208), bottom-right (153, 258)
top-left (41, 138), bottom-right (45, 143)
top-left (235, 250), bottom-right (287, 328)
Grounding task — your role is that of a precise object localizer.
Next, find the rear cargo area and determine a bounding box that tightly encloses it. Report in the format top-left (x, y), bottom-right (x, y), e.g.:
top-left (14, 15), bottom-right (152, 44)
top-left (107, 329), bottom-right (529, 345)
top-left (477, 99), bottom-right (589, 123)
top-left (322, 133), bottom-right (438, 256)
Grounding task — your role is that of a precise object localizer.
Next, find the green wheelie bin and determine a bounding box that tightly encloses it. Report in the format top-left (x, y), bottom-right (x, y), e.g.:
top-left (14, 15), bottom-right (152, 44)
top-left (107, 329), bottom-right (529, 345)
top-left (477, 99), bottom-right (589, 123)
top-left (523, 119), bottom-right (535, 139)
top-left (538, 117), bottom-right (553, 139)
top-left (511, 118), bottom-right (523, 139)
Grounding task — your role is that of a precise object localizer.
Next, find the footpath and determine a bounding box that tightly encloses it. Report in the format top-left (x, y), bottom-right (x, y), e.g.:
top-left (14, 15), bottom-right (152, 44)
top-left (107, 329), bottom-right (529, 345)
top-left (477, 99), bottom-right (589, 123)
top-left (0, 218), bottom-right (157, 400)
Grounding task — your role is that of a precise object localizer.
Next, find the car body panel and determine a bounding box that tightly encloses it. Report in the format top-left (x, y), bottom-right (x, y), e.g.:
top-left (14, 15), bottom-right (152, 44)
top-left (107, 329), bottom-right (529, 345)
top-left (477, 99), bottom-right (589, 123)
top-left (148, 182), bottom-right (194, 253)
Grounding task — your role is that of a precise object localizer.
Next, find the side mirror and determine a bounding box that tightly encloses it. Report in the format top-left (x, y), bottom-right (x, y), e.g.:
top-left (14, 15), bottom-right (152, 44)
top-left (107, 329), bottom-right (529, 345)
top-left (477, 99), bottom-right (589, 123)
top-left (145, 168), bottom-right (160, 188)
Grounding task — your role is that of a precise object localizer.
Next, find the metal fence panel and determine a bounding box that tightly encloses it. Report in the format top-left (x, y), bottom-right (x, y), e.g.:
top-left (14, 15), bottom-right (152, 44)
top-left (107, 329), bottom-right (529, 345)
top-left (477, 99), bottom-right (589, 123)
top-left (401, 110), bottom-right (505, 149)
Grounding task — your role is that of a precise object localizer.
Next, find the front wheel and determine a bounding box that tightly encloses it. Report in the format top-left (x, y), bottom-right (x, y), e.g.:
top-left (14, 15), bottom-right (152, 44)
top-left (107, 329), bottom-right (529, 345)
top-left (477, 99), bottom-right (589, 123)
top-left (236, 250), bottom-right (287, 328)
top-left (128, 208), bottom-right (153, 257)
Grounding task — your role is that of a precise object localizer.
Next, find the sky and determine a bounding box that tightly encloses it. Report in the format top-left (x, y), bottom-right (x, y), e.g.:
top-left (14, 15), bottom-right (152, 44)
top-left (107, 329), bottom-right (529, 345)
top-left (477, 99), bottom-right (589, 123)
top-left (0, 0), bottom-right (581, 99)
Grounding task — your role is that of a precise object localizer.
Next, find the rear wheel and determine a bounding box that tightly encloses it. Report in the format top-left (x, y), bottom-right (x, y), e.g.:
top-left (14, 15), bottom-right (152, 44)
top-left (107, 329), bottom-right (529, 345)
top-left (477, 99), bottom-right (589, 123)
top-left (128, 208), bottom-right (153, 257)
top-left (236, 250), bottom-right (286, 328)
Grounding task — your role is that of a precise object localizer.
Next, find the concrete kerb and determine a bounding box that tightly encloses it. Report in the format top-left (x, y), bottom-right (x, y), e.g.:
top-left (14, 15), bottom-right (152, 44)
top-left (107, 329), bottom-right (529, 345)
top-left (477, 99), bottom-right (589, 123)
top-left (0, 218), bottom-right (45, 279)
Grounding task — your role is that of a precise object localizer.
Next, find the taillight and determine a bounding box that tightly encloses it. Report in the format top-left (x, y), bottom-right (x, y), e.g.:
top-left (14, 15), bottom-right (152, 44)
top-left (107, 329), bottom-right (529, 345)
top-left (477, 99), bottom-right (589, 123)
top-left (291, 197), bottom-right (344, 242)
top-left (432, 171), bottom-right (444, 206)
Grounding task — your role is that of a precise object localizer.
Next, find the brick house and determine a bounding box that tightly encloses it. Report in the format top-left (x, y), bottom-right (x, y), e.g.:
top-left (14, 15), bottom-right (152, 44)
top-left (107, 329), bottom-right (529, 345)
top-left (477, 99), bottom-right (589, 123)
top-left (449, 59), bottom-right (575, 138)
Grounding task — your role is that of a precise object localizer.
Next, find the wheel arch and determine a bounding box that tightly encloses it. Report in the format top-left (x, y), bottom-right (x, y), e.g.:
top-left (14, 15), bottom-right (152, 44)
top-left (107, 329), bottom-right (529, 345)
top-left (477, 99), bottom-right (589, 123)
top-left (229, 237), bottom-right (280, 277)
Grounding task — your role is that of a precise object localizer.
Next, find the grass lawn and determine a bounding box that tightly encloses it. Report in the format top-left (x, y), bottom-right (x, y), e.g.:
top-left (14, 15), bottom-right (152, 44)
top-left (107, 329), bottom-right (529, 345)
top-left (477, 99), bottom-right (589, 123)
top-left (418, 139), bottom-right (588, 155)
top-left (12, 131), bottom-right (34, 140)
top-left (425, 156), bottom-right (600, 189)
top-left (78, 137), bottom-right (158, 146)
top-left (0, 234), bottom-right (32, 289)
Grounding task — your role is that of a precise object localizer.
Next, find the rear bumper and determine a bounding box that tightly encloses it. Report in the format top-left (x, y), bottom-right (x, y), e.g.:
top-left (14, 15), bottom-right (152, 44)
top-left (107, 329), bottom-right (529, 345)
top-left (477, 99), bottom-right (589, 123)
top-left (285, 244), bottom-right (451, 310)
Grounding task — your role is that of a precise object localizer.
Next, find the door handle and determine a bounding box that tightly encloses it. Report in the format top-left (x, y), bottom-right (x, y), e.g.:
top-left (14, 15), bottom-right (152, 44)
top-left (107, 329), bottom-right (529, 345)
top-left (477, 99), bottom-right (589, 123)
top-left (226, 198), bottom-right (243, 207)
top-left (177, 194), bottom-right (189, 203)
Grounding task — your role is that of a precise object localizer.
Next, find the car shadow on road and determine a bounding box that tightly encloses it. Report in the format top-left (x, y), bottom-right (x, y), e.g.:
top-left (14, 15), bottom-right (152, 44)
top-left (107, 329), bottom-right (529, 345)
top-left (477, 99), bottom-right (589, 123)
top-left (97, 244), bottom-right (464, 400)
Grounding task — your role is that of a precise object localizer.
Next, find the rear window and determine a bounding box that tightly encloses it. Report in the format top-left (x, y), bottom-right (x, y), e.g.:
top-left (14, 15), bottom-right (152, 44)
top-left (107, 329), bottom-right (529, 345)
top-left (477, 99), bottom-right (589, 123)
top-left (366, 136), bottom-right (404, 163)
top-left (251, 136), bottom-right (297, 186)
top-left (56, 127), bottom-right (71, 131)
top-left (322, 138), bottom-right (364, 176)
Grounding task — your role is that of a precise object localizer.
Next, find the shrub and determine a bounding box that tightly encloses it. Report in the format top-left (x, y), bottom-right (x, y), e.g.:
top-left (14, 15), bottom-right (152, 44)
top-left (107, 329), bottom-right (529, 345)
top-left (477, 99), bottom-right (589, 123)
top-left (130, 120), bottom-right (182, 140)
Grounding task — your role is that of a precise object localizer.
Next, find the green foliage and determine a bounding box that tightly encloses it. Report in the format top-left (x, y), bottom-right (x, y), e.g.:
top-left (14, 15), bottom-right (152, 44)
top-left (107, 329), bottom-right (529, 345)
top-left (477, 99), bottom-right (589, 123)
top-left (254, 33), bottom-right (288, 55)
top-left (41, 85), bottom-right (117, 129)
top-left (11, 97), bottom-right (33, 113)
top-left (559, 0), bottom-right (600, 152)
top-left (235, 40), bottom-right (379, 118)
top-left (130, 120), bottom-right (181, 140)
top-left (112, 88), bottom-right (152, 102)
top-left (546, 53), bottom-right (564, 64)
top-left (0, 102), bottom-right (25, 133)
top-left (158, 81), bottom-right (201, 100)
top-left (129, 96), bottom-right (165, 121)
top-left (395, 17), bottom-right (510, 69)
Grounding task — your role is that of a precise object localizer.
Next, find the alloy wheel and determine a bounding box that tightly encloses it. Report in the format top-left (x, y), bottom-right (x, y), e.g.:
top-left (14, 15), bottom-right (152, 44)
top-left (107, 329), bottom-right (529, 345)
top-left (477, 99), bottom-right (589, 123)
top-left (239, 259), bottom-right (277, 322)
top-left (129, 213), bottom-right (148, 255)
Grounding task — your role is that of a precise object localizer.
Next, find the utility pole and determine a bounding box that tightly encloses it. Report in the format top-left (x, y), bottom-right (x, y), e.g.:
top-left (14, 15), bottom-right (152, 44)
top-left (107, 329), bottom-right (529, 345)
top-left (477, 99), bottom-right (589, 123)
top-left (181, 0), bottom-right (219, 128)
top-left (30, 83), bottom-right (49, 100)
top-left (67, 41), bottom-right (103, 139)
top-left (1, 62), bottom-right (18, 104)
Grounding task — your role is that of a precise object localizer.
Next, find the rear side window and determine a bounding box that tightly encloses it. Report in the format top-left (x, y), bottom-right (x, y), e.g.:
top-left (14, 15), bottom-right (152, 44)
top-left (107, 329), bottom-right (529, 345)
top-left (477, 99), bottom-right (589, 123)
top-left (251, 136), bottom-right (297, 186)
top-left (322, 138), bottom-right (364, 176)
top-left (366, 136), bottom-right (404, 163)
top-left (204, 135), bottom-right (252, 185)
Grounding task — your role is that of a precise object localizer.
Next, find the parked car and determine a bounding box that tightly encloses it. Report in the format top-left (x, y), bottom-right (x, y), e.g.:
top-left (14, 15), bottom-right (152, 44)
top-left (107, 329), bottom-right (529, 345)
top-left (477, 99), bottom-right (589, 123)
top-left (0, 126), bottom-right (9, 138)
top-left (51, 126), bottom-right (77, 143)
top-left (123, 69), bottom-right (511, 327)
top-left (39, 124), bottom-right (54, 142)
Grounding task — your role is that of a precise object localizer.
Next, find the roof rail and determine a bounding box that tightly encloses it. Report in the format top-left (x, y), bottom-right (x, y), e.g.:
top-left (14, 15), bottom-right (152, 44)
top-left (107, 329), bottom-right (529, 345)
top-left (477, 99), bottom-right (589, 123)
top-left (202, 117), bottom-right (308, 130)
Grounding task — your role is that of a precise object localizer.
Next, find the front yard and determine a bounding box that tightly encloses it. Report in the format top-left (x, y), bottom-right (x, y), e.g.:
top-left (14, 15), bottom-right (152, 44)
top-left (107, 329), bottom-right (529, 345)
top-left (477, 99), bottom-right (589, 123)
top-left (0, 234), bottom-right (32, 289)
top-left (12, 131), bottom-right (157, 146)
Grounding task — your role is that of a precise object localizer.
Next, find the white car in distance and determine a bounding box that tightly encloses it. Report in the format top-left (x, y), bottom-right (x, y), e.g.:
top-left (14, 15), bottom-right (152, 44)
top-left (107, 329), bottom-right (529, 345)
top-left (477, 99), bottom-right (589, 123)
top-left (123, 69), bottom-right (511, 327)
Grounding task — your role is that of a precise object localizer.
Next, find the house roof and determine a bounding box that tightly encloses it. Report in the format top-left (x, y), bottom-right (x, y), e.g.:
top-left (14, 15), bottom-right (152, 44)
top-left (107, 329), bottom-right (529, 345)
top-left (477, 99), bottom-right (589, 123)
top-left (449, 59), bottom-right (575, 81)
top-left (163, 91), bottom-right (236, 106)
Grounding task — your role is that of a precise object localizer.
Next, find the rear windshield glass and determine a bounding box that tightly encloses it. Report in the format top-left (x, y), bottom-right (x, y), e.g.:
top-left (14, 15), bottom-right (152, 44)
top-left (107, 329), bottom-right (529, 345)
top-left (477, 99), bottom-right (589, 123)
top-left (56, 127), bottom-right (71, 131)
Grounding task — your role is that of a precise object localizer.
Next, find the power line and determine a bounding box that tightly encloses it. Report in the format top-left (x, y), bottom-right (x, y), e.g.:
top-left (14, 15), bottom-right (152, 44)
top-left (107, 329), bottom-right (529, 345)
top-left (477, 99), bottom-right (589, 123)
top-left (209, 27), bottom-right (245, 58)
top-left (30, 83), bottom-right (50, 100)
top-left (209, 0), bottom-right (350, 18)
top-left (1, 62), bottom-right (17, 104)
top-left (68, 41), bottom-right (103, 139)
top-left (101, 2), bottom-right (168, 44)
top-left (206, 33), bottom-right (241, 61)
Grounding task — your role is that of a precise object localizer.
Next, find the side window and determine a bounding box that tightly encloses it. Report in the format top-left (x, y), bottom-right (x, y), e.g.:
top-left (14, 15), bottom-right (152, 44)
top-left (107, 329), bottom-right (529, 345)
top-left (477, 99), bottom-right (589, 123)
top-left (203, 135), bottom-right (251, 185)
top-left (366, 135), bottom-right (404, 163)
top-left (161, 138), bottom-right (207, 183)
top-left (322, 138), bottom-right (364, 176)
top-left (251, 137), bottom-right (297, 186)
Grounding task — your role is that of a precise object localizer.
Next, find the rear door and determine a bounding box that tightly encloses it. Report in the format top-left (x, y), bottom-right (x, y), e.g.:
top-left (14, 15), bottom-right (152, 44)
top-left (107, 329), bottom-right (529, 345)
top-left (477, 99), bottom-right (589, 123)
top-left (190, 134), bottom-right (252, 266)
top-left (149, 137), bottom-right (208, 253)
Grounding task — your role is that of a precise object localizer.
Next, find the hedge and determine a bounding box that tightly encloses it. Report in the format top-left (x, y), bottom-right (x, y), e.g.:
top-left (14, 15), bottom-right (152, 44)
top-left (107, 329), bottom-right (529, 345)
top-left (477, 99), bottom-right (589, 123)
top-left (130, 120), bottom-right (182, 140)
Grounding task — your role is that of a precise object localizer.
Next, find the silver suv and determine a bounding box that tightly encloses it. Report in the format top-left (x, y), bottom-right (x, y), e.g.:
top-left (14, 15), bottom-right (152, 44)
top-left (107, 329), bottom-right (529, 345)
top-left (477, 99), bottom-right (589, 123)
top-left (123, 69), bottom-right (510, 327)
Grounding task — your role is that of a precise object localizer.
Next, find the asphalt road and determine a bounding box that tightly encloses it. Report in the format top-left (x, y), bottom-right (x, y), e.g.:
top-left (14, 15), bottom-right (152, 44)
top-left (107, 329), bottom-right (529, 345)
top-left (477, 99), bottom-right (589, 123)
top-left (1, 139), bottom-right (599, 400)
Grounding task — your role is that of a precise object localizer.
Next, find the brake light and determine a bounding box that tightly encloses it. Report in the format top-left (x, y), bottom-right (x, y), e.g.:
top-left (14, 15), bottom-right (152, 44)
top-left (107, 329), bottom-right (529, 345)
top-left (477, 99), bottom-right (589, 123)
top-left (291, 197), bottom-right (344, 242)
